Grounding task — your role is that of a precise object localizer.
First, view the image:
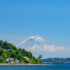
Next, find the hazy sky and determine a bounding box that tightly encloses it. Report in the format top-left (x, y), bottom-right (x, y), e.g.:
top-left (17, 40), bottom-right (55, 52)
top-left (0, 0), bottom-right (70, 57)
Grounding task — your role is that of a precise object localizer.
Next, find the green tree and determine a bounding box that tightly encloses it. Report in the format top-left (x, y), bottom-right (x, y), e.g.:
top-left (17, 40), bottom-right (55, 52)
top-left (8, 43), bottom-right (17, 50)
top-left (0, 40), bottom-right (3, 49)
top-left (0, 56), bottom-right (5, 63)
top-left (0, 49), bottom-right (3, 55)
top-left (3, 41), bottom-right (9, 49)
top-left (28, 52), bottom-right (33, 58)
top-left (38, 55), bottom-right (42, 59)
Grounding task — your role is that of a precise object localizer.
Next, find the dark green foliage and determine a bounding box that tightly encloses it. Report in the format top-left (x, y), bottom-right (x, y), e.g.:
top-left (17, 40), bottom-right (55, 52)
top-left (0, 40), bottom-right (16, 50)
top-left (3, 41), bottom-right (9, 49)
top-left (38, 55), bottom-right (42, 59)
top-left (0, 40), bottom-right (3, 49)
top-left (30, 58), bottom-right (42, 64)
top-left (0, 49), bottom-right (3, 55)
top-left (8, 43), bottom-right (17, 50)
top-left (22, 49), bottom-right (33, 59)
top-left (0, 56), bottom-right (5, 63)
top-left (27, 52), bottom-right (33, 58)
top-left (0, 40), bottom-right (41, 64)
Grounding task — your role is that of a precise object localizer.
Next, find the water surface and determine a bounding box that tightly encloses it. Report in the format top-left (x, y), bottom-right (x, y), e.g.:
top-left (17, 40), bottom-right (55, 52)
top-left (0, 63), bottom-right (70, 70)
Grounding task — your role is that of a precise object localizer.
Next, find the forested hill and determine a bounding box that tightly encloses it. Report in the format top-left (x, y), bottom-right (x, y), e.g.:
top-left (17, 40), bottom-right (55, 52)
top-left (0, 40), bottom-right (41, 64)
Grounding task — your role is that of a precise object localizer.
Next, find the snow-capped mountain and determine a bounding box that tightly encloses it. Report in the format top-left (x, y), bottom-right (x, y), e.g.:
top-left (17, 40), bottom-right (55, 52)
top-left (16, 36), bottom-right (46, 50)
top-left (16, 36), bottom-right (65, 58)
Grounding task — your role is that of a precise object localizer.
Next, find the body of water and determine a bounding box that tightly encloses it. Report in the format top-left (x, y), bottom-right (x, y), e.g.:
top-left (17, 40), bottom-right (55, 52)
top-left (0, 63), bottom-right (70, 70)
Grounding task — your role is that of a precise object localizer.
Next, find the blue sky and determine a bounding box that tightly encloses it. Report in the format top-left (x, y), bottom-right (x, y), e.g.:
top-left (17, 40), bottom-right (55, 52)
top-left (0, 0), bottom-right (70, 57)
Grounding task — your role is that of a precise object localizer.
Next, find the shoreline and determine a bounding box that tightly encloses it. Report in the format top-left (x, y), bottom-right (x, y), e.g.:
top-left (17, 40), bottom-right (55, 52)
top-left (0, 63), bottom-right (47, 65)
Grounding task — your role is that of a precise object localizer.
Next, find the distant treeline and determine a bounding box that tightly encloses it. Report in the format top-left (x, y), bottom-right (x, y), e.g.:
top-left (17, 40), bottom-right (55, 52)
top-left (42, 58), bottom-right (70, 63)
top-left (0, 40), bottom-right (42, 64)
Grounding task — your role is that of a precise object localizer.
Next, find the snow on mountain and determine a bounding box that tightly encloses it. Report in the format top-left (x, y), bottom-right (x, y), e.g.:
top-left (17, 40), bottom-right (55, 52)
top-left (16, 36), bottom-right (65, 57)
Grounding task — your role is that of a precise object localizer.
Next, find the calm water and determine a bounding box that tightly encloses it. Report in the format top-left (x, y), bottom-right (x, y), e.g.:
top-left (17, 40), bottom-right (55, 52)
top-left (0, 63), bottom-right (70, 70)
